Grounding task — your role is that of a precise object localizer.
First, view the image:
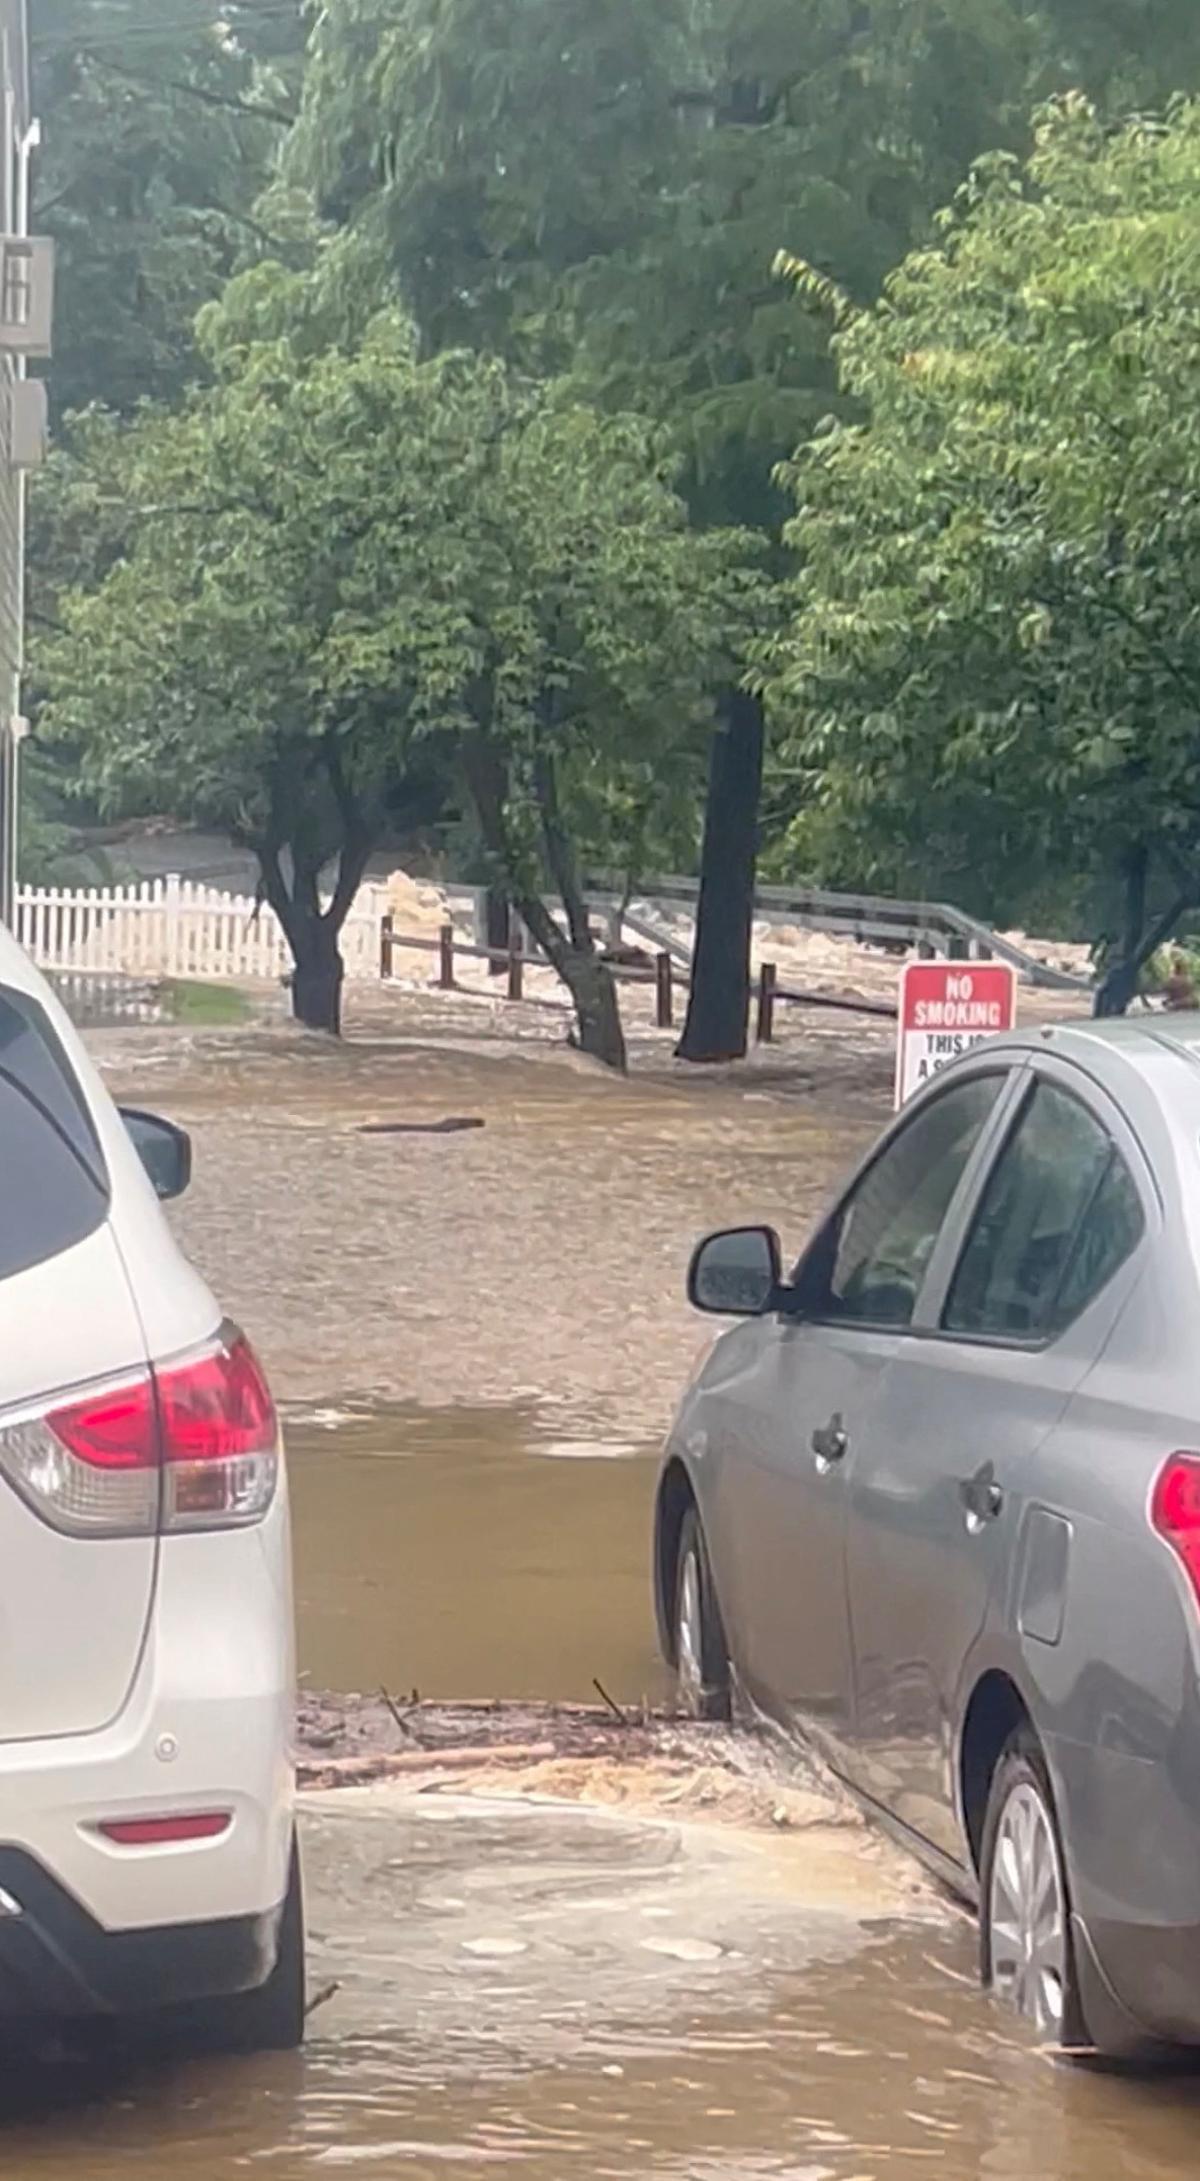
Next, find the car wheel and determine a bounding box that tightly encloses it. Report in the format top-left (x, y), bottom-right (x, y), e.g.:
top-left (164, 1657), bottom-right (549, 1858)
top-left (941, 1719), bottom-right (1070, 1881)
top-left (674, 1506), bottom-right (731, 1722)
top-left (174, 1839), bottom-right (306, 2056)
top-left (980, 1736), bottom-right (1085, 2046)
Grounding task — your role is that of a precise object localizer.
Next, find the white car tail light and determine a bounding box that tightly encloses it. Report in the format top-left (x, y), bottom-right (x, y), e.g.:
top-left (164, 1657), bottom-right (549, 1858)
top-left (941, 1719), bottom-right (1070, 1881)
top-left (0, 1328), bottom-right (278, 1538)
top-left (0, 1379), bottom-right (159, 1536)
top-left (156, 1334), bottom-right (279, 1531)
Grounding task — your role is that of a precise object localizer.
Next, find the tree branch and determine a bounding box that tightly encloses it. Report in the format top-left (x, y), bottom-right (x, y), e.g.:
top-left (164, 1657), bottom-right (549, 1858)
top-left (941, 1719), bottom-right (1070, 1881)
top-left (532, 735), bottom-right (592, 954)
top-left (460, 725), bottom-right (570, 973)
top-left (1102, 595), bottom-right (1200, 711)
top-left (87, 52), bottom-right (297, 129)
top-left (1159, 839), bottom-right (1200, 900)
top-left (1046, 568), bottom-right (1200, 714)
top-left (1137, 888), bottom-right (1196, 968)
top-left (1095, 876), bottom-right (1198, 1015)
top-left (198, 197), bottom-right (303, 254)
top-left (252, 825), bottom-right (296, 947)
top-left (323, 733), bottom-right (375, 931)
top-left (31, 179), bottom-right (82, 221)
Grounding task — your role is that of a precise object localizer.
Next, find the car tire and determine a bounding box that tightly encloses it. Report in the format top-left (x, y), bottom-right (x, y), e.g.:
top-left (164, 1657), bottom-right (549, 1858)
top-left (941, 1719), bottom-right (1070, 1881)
top-left (172, 1839), bottom-right (306, 2057)
top-left (673, 1506), bottom-right (731, 1722)
top-left (980, 1735), bottom-right (1087, 2048)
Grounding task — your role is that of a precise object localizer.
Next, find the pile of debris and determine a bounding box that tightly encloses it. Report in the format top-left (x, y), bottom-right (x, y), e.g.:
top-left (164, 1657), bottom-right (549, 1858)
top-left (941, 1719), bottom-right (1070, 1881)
top-left (297, 1690), bottom-right (863, 1835)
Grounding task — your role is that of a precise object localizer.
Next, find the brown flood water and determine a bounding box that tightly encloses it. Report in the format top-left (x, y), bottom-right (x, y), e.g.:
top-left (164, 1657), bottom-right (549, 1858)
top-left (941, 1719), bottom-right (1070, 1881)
top-left (7, 1910), bottom-right (1200, 2176)
top-left (288, 1403), bottom-right (670, 1706)
top-left (6, 1404), bottom-right (1200, 2175)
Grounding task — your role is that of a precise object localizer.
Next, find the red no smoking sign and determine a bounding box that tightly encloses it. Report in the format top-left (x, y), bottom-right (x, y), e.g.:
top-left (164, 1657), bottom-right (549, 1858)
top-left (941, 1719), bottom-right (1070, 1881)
top-left (895, 961), bottom-right (1017, 1107)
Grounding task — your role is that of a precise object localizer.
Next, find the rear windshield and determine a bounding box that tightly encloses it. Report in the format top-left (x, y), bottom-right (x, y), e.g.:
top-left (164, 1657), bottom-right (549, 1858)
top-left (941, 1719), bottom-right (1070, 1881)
top-left (0, 985), bottom-right (109, 1281)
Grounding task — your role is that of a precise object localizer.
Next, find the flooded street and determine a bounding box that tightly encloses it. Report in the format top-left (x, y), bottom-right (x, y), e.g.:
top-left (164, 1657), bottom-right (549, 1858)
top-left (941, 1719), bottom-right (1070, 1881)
top-left (6, 1787), bottom-right (1200, 2177)
top-left (93, 1007), bottom-right (888, 1433)
top-left (289, 1404), bottom-right (668, 1706)
top-left (6, 1003), bottom-right (1189, 2176)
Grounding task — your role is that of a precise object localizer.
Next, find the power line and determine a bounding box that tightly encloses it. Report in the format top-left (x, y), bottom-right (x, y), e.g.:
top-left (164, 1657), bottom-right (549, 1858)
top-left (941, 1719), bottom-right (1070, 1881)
top-left (33, 0), bottom-right (303, 26)
top-left (31, 2), bottom-right (307, 61)
top-left (37, 5), bottom-right (306, 39)
top-left (84, 48), bottom-right (298, 125)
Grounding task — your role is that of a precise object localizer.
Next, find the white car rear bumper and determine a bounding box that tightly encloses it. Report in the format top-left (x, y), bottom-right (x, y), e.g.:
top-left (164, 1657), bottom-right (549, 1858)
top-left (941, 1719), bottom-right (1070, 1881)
top-left (0, 1489), bottom-right (294, 1987)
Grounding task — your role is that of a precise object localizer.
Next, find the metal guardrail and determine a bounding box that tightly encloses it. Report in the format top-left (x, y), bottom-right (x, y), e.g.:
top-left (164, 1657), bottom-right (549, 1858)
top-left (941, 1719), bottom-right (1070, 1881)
top-left (585, 874), bottom-right (1090, 992)
top-left (448, 877), bottom-right (1091, 994)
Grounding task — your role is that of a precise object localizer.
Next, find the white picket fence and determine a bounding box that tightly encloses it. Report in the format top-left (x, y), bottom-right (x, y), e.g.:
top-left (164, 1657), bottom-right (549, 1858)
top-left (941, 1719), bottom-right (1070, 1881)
top-left (13, 876), bottom-right (386, 985)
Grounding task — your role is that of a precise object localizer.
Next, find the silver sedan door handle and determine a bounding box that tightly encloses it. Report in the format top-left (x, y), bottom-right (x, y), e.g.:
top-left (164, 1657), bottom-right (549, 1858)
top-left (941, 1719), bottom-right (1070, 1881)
top-left (961, 1462), bottom-right (1004, 1534)
top-left (812, 1414), bottom-right (849, 1473)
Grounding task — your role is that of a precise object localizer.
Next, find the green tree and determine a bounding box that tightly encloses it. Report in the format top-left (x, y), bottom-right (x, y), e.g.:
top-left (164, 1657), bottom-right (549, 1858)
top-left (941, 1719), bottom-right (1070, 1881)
top-left (15, 745), bottom-right (123, 885)
top-left (39, 292), bottom-right (472, 1031)
top-left (766, 96), bottom-right (1200, 1013)
top-left (296, 0), bottom-right (1136, 509)
top-left (38, 273), bottom-right (753, 1057)
top-left (291, 0), bottom-right (1200, 1059)
top-left (1041, 0), bottom-right (1200, 108)
top-left (436, 397), bottom-right (762, 1069)
top-left (33, 0), bottom-right (306, 419)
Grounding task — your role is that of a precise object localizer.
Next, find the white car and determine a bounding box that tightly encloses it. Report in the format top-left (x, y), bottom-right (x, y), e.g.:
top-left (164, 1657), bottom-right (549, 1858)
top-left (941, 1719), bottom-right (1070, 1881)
top-left (0, 926), bottom-right (301, 2050)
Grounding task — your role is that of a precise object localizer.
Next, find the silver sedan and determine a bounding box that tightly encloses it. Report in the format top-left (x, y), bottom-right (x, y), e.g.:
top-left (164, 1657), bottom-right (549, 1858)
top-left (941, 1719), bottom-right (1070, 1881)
top-left (654, 1016), bottom-right (1200, 2056)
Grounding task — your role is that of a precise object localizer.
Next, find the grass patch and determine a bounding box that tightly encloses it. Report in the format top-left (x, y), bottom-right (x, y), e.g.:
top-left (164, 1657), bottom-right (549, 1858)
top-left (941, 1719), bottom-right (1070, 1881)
top-left (163, 978), bottom-right (252, 1026)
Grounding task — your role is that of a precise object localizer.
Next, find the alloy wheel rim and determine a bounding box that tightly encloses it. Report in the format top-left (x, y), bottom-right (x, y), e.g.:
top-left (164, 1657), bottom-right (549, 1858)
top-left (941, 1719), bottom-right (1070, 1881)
top-left (988, 1780), bottom-right (1068, 2036)
top-left (677, 1550), bottom-right (704, 1709)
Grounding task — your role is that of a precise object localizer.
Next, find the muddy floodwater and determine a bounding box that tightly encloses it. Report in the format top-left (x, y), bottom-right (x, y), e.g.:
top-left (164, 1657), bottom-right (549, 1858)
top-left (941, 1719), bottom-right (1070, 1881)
top-left (95, 1014), bottom-right (888, 1435)
top-left (7, 1409), bottom-right (1200, 2176)
top-left (6, 1786), bottom-right (1200, 2179)
top-left (23, 1006), bottom-right (1193, 2177)
top-left (289, 1404), bottom-right (669, 1706)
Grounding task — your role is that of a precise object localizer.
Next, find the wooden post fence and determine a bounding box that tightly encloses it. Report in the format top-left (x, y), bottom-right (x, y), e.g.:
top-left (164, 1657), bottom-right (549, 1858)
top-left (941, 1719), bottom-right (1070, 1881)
top-left (655, 950), bottom-right (674, 1030)
top-left (439, 923), bottom-right (456, 990)
top-left (507, 936), bottom-right (523, 1002)
top-left (756, 961), bottom-right (778, 1044)
top-left (380, 912), bottom-right (395, 981)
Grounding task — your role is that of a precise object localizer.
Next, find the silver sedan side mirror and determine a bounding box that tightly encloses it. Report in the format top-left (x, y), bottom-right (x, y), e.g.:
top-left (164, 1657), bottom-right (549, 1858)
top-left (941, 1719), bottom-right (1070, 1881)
top-left (688, 1226), bottom-right (783, 1317)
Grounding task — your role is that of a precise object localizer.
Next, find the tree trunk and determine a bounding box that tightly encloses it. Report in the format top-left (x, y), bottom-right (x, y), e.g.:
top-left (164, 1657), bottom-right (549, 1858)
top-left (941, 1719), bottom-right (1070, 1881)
top-left (460, 727), bottom-right (629, 1071)
top-left (511, 886), bottom-right (628, 1070)
top-left (1094, 848), bottom-right (1149, 1017)
top-left (1093, 869), bottom-right (1193, 1019)
top-left (677, 688), bottom-right (765, 1063)
top-left (485, 886), bottom-right (510, 975)
top-left (251, 754), bottom-right (374, 1042)
top-left (527, 739), bottom-right (627, 1070)
top-left (557, 947), bottom-right (627, 1070)
top-left (1093, 958), bottom-right (1143, 1019)
top-left (1120, 844), bottom-right (1148, 968)
top-left (290, 915), bottom-right (345, 1034)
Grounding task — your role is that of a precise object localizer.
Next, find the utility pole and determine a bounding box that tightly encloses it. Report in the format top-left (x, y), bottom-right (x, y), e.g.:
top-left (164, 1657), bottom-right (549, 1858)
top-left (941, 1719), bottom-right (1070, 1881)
top-left (0, 78), bottom-right (45, 931)
top-left (0, 7), bottom-right (51, 931)
top-left (0, 716), bottom-right (15, 925)
top-left (0, 711), bottom-right (25, 924)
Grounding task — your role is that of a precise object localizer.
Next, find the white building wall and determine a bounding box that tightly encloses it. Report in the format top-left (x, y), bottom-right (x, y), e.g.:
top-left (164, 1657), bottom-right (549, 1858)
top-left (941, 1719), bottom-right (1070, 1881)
top-left (0, 0), bottom-right (32, 919)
